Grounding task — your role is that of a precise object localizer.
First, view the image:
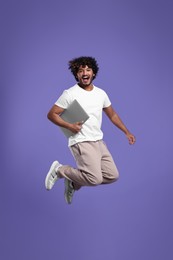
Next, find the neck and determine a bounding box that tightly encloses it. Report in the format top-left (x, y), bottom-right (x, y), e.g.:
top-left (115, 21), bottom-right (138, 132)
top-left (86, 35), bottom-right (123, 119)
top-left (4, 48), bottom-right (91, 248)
top-left (78, 83), bottom-right (94, 91)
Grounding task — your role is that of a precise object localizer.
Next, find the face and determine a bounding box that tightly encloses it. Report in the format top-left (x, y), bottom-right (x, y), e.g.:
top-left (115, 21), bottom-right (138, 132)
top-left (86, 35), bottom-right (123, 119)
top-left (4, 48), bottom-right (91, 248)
top-left (76, 65), bottom-right (95, 88)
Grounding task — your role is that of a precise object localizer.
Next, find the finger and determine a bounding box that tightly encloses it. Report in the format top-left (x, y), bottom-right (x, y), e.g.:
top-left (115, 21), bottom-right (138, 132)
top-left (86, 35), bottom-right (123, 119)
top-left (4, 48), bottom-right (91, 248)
top-left (76, 121), bottom-right (84, 126)
top-left (76, 124), bottom-right (82, 130)
top-left (131, 137), bottom-right (135, 144)
top-left (129, 137), bottom-right (133, 144)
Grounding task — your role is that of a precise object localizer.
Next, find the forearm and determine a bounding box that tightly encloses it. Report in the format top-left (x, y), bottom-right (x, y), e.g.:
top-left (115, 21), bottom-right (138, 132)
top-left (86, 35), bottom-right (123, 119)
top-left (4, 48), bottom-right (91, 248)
top-left (104, 105), bottom-right (135, 144)
top-left (110, 113), bottom-right (130, 135)
top-left (47, 111), bottom-right (82, 134)
top-left (47, 112), bottom-right (71, 130)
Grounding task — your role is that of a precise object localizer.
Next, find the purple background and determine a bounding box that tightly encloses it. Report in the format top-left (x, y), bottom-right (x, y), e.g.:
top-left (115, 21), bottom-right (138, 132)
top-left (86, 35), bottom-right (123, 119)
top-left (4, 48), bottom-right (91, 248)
top-left (1, 0), bottom-right (173, 259)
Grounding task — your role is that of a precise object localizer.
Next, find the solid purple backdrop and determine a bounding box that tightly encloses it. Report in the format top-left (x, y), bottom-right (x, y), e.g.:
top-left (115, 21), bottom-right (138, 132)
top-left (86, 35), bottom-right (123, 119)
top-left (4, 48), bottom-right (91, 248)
top-left (1, 0), bottom-right (173, 260)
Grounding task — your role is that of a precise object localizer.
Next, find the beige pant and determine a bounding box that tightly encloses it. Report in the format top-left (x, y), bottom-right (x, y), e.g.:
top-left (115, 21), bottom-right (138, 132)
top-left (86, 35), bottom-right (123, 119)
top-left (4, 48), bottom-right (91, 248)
top-left (58, 140), bottom-right (119, 190)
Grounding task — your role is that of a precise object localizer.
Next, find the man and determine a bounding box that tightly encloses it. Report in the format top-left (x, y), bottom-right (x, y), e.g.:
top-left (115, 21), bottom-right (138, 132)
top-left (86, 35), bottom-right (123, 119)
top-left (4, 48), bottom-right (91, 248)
top-left (45, 56), bottom-right (136, 204)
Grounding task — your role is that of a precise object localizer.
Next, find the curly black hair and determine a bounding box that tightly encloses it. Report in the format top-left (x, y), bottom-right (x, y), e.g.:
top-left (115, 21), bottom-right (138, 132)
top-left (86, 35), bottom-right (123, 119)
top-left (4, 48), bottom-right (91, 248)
top-left (68, 56), bottom-right (99, 81)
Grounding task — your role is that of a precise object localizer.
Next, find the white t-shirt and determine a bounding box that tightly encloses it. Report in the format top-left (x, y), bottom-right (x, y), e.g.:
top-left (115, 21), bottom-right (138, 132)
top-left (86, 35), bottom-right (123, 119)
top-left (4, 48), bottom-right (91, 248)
top-left (55, 84), bottom-right (111, 146)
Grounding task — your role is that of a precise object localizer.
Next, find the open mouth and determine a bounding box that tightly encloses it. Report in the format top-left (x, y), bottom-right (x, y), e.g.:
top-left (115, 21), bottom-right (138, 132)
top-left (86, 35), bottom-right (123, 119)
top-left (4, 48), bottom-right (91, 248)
top-left (82, 76), bottom-right (89, 79)
top-left (82, 76), bottom-right (90, 82)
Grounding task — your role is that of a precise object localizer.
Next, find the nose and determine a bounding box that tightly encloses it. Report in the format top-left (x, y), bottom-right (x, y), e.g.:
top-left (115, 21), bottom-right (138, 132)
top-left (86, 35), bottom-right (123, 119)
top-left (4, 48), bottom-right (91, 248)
top-left (83, 69), bottom-right (87, 75)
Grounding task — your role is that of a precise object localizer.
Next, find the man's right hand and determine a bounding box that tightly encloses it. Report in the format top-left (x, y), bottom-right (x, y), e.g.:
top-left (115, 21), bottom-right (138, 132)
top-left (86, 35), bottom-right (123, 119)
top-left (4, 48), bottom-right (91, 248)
top-left (47, 105), bottom-right (84, 135)
top-left (68, 122), bottom-right (83, 134)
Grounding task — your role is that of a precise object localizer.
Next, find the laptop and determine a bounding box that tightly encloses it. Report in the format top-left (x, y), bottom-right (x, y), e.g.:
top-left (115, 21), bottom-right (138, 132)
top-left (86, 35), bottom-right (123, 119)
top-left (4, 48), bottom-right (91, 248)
top-left (59, 99), bottom-right (89, 137)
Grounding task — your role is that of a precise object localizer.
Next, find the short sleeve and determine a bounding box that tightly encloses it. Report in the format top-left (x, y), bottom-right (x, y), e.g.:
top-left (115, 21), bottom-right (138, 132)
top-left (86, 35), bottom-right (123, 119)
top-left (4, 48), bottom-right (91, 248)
top-left (54, 90), bottom-right (72, 109)
top-left (103, 91), bottom-right (111, 108)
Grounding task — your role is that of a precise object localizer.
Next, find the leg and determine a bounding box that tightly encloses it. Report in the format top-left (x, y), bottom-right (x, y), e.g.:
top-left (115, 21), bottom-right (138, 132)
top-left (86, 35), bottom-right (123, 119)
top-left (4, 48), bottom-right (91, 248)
top-left (100, 141), bottom-right (119, 184)
top-left (58, 142), bottom-right (103, 190)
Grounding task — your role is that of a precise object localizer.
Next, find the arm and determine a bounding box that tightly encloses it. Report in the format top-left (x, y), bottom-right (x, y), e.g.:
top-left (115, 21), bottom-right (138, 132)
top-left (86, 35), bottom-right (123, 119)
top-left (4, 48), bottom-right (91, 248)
top-left (103, 105), bottom-right (136, 145)
top-left (47, 105), bottom-right (82, 134)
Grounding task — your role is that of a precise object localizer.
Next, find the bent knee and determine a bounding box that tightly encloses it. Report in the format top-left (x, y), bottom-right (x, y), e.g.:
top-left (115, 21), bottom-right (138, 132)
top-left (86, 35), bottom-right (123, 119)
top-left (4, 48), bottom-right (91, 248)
top-left (112, 169), bottom-right (120, 182)
top-left (88, 175), bottom-right (103, 186)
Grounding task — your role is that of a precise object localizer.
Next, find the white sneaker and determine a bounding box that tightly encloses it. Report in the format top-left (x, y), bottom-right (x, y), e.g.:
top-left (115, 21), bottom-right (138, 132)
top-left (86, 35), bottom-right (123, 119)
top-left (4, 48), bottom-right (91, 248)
top-left (45, 161), bottom-right (62, 190)
top-left (64, 179), bottom-right (75, 204)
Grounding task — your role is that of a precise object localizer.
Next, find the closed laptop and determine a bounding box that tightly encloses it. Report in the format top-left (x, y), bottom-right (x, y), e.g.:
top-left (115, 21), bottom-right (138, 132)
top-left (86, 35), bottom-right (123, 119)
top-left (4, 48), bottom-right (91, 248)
top-left (59, 99), bottom-right (89, 137)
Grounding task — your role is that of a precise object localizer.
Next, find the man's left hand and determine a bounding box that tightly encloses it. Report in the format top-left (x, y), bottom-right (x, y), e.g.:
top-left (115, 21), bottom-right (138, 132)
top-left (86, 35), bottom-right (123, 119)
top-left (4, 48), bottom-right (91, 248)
top-left (126, 133), bottom-right (136, 145)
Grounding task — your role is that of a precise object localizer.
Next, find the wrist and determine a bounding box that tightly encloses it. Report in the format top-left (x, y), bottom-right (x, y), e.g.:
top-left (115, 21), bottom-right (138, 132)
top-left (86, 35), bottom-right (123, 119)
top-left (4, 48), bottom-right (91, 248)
top-left (123, 129), bottom-right (130, 135)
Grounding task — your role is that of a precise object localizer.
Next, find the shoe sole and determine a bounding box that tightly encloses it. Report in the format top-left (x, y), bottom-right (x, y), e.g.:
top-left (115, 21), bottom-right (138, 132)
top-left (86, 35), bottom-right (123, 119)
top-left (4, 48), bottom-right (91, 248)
top-left (64, 179), bottom-right (73, 204)
top-left (64, 179), bottom-right (69, 203)
top-left (45, 161), bottom-right (58, 190)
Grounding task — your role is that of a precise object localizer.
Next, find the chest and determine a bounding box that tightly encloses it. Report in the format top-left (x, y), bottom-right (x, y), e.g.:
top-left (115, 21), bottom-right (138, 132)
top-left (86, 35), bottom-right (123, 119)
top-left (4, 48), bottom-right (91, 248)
top-left (74, 93), bottom-right (104, 113)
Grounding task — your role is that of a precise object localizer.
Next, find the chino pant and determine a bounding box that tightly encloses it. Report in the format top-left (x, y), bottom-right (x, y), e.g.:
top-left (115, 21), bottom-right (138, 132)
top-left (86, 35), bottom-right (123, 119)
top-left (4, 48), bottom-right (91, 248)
top-left (58, 140), bottom-right (119, 190)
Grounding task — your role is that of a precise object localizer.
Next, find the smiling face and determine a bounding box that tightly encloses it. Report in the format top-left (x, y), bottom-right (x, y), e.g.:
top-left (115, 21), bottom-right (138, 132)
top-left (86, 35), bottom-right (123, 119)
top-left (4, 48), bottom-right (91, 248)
top-left (76, 65), bottom-right (95, 89)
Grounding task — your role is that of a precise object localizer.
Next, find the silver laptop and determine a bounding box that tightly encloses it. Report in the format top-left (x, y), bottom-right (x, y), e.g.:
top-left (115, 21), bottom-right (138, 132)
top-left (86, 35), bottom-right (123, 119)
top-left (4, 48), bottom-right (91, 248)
top-left (59, 99), bottom-right (89, 137)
